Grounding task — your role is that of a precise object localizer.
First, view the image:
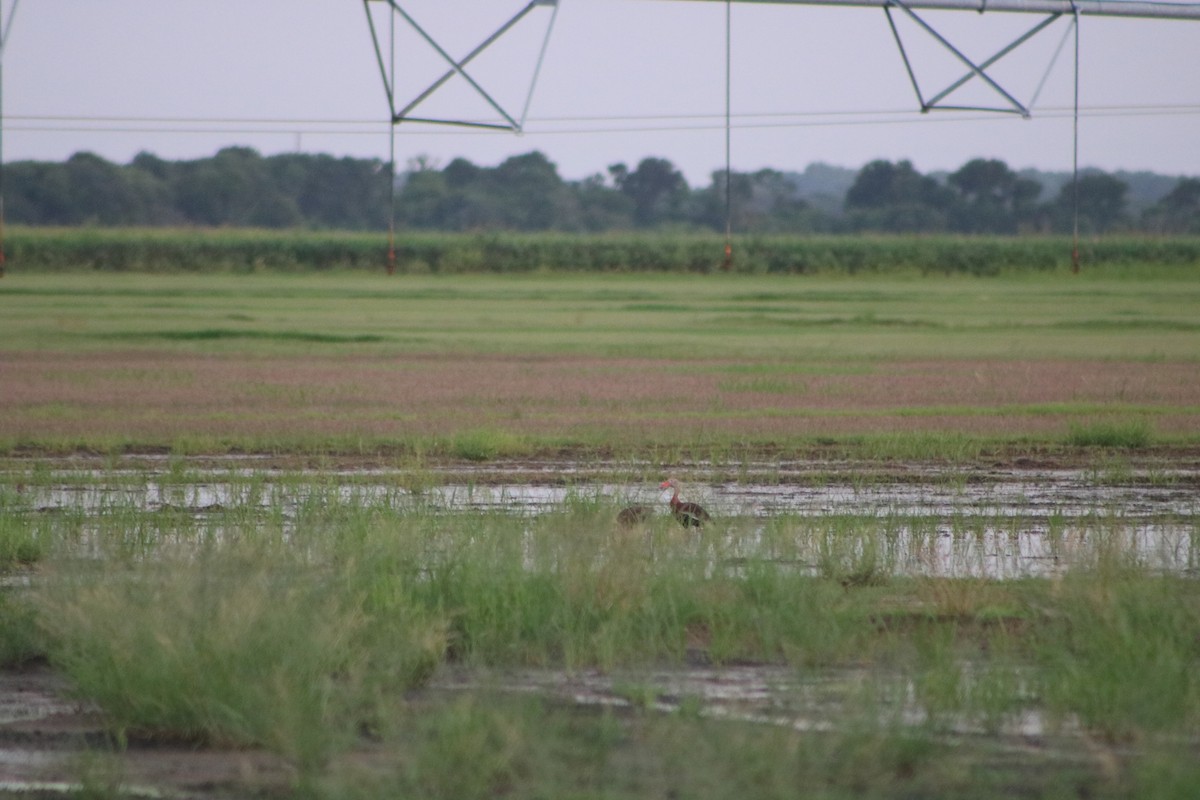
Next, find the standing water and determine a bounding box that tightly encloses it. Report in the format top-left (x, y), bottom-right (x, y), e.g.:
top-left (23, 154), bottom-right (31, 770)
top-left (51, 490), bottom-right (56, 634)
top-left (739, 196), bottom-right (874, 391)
top-left (7, 457), bottom-right (1198, 579)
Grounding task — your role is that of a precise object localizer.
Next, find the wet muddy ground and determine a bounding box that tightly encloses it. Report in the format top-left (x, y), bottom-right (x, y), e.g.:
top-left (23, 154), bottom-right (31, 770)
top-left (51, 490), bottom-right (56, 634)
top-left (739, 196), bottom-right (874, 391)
top-left (0, 659), bottom-right (1103, 799)
top-left (13, 456), bottom-right (1200, 579)
top-left (0, 666), bottom-right (296, 797)
top-left (2, 456), bottom-right (1198, 796)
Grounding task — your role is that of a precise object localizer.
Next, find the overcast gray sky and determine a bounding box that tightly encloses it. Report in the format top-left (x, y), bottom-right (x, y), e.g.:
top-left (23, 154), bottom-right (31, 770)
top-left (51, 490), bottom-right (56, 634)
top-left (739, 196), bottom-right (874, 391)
top-left (4, 0), bottom-right (1199, 185)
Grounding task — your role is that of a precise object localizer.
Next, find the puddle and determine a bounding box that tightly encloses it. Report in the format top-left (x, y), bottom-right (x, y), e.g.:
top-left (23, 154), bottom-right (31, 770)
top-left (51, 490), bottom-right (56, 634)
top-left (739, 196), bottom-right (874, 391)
top-left (0, 670), bottom-right (92, 793)
top-left (430, 662), bottom-right (1076, 746)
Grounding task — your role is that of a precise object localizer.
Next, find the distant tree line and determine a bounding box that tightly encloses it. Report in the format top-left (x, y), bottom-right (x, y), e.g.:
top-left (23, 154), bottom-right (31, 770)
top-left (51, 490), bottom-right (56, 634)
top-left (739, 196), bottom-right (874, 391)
top-left (6, 149), bottom-right (391, 230)
top-left (6, 146), bottom-right (1199, 235)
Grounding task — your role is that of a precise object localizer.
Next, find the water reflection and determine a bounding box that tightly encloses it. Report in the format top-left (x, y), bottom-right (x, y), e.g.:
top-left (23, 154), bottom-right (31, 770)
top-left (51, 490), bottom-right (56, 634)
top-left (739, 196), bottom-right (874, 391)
top-left (7, 459), bottom-right (1198, 579)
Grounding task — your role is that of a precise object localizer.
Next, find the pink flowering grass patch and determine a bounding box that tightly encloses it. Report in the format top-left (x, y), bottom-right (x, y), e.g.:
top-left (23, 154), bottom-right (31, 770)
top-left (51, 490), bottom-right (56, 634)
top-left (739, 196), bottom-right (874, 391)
top-left (3, 351), bottom-right (1197, 457)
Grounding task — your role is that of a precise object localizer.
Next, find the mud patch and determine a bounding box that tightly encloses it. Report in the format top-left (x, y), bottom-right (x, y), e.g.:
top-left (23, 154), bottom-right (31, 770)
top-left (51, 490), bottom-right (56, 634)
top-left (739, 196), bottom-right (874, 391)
top-left (0, 662), bottom-right (1093, 799)
top-left (0, 666), bottom-right (294, 797)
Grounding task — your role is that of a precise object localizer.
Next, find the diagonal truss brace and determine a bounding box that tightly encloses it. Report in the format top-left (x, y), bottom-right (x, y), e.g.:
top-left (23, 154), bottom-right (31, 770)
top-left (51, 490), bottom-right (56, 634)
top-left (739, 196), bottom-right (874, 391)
top-left (0, 0), bottom-right (18, 54)
top-left (883, 0), bottom-right (1073, 116)
top-left (362, 0), bottom-right (559, 131)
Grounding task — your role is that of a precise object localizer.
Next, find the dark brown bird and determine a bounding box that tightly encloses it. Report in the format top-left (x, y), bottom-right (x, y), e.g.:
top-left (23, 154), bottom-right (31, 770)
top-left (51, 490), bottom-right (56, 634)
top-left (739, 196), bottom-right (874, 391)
top-left (660, 478), bottom-right (710, 528)
top-left (616, 504), bottom-right (653, 527)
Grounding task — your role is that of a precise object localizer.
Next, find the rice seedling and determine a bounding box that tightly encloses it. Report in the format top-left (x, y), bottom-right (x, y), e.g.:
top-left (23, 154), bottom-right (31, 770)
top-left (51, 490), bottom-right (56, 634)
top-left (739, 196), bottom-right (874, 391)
top-left (0, 511), bottom-right (45, 568)
top-left (449, 428), bottom-right (532, 462)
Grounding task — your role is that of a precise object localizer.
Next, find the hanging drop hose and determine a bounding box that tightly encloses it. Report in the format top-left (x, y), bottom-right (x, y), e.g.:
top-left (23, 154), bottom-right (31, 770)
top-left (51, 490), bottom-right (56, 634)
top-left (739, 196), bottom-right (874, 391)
top-left (721, 0), bottom-right (733, 271)
top-left (0, 63), bottom-right (5, 278)
top-left (387, 6), bottom-right (397, 275)
top-left (0, 1), bottom-right (13, 278)
top-left (1070, 3), bottom-right (1081, 274)
top-left (387, 127), bottom-right (396, 276)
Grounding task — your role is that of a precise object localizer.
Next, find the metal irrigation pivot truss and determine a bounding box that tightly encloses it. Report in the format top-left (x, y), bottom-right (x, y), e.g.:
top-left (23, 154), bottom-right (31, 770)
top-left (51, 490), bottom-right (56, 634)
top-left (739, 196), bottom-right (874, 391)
top-left (361, 0), bottom-right (561, 133)
top-left (361, 0), bottom-right (1200, 130)
top-left (679, 0), bottom-right (1200, 116)
top-left (684, 0), bottom-right (1198, 271)
top-left (361, 0), bottom-right (560, 272)
top-left (361, 0), bottom-right (1199, 274)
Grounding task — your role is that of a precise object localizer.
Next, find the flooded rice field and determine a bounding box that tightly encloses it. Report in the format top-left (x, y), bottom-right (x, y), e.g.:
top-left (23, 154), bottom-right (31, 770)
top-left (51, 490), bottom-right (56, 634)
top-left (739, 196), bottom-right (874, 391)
top-left (3, 456), bottom-right (1199, 797)
top-left (9, 457), bottom-right (1200, 579)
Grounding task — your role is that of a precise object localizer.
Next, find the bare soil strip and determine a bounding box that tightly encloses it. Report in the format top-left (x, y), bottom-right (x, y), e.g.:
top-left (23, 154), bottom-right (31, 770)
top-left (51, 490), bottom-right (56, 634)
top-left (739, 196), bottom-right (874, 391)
top-left (4, 351), bottom-right (1199, 455)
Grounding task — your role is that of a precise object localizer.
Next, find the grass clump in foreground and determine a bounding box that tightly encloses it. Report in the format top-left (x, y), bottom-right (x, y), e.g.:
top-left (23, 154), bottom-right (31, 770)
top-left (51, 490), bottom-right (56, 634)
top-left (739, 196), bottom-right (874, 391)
top-left (6, 477), bottom-right (1200, 796)
top-left (38, 548), bottom-right (447, 769)
top-left (1037, 561), bottom-right (1200, 740)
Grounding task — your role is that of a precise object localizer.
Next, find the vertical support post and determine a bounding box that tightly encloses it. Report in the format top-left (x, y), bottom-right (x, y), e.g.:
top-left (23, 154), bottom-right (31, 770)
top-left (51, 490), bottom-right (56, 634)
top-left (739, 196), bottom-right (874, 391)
top-left (721, 0), bottom-right (733, 271)
top-left (363, 0), bottom-right (560, 274)
top-left (387, 129), bottom-right (397, 276)
top-left (1070, 3), bottom-right (1080, 274)
top-left (387, 4), bottom-right (397, 275)
top-left (0, 39), bottom-right (6, 279)
top-left (0, 1), bottom-right (14, 278)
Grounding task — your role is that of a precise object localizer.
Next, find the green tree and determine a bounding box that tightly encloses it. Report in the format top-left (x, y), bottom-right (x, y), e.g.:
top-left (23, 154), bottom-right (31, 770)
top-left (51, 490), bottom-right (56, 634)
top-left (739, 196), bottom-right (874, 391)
top-left (844, 159), bottom-right (951, 232)
top-left (744, 169), bottom-right (813, 232)
top-left (693, 169), bottom-right (817, 233)
top-left (1142, 177), bottom-right (1200, 234)
top-left (430, 156), bottom-right (505, 230)
top-left (395, 162), bottom-right (450, 229)
top-left (492, 151), bottom-right (577, 230)
top-left (574, 173), bottom-right (634, 231)
top-left (267, 153), bottom-right (388, 230)
top-left (394, 151), bottom-right (580, 231)
top-left (612, 157), bottom-right (688, 227)
top-left (173, 147), bottom-right (302, 227)
top-left (1049, 172), bottom-right (1130, 234)
top-left (947, 158), bottom-right (1041, 233)
top-left (56, 152), bottom-right (168, 225)
top-left (695, 170), bottom-right (753, 232)
top-left (9, 151), bottom-right (171, 225)
top-left (130, 151), bottom-right (174, 182)
top-left (6, 160), bottom-right (74, 225)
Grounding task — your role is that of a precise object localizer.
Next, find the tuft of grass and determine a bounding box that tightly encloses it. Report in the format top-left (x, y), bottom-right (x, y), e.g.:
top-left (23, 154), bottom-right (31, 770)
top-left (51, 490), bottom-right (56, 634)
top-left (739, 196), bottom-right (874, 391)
top-left (1034, 570), bottom-right (1200, 740)
top-left (448, 428), bottom-right (531, 462)
top-left (324, 689), bottom-right (958, 800)
top-left (0, 516), bottom-right (46, 568)
top-left (0, 592), bottom-right (44, 667)
top-left (814, 517), bottom-right (893, 588)
top-left (36, 543), bottom-right (446, 771)
top-left (1066, 419), bottom-right (1153, 448)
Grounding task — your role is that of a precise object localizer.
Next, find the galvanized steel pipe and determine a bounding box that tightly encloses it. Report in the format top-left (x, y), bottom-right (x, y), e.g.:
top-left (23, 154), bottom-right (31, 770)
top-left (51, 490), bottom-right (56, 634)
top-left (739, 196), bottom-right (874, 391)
top-left (664, 0), bottom-right (1200, 21)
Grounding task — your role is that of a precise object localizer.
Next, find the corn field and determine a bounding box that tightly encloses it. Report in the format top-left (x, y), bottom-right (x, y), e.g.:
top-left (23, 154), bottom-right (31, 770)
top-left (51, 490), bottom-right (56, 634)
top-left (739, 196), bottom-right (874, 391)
top-left (6, 227), bottom-right (1200, 275)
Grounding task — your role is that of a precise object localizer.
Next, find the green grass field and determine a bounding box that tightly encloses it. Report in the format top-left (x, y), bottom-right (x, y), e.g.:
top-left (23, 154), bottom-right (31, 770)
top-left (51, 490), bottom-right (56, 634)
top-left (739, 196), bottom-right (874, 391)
top-left (3, 267), bottom-right (1199, 458)
top-left (4, 268), bottom-right (1199, 360)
